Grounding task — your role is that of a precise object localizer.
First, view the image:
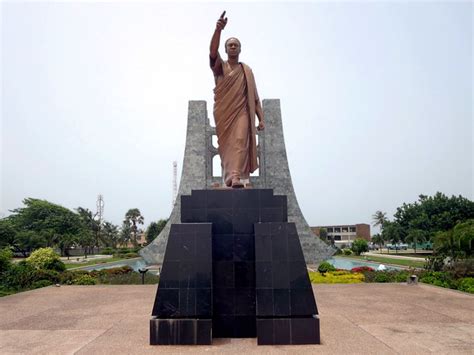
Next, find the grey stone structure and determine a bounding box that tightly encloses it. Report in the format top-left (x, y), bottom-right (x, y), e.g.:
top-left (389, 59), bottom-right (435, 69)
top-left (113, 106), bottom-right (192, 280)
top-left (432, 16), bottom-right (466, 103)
top-left (140, 99), bottom-right (334, 265)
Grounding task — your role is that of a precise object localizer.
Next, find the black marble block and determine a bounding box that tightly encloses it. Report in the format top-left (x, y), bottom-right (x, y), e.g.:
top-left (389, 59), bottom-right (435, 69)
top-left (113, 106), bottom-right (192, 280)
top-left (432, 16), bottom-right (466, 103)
top-left (150, 318), bottom-right (212, 345)
top-left (254, 222), bottom-right (320, 345)
top-left (256, 317), bottom-right (320, 345)
top-left (180, 189), bottom-right (288, 338)
top-left (181, 189), bottom-right (288, 228)
top-left (152, 223), bottom-right (212, 319)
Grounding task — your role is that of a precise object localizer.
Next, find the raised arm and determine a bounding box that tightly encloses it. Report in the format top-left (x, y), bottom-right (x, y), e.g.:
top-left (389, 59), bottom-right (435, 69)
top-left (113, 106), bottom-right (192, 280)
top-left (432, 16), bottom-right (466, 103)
top-left (210, 11), bottom-right (227, 59)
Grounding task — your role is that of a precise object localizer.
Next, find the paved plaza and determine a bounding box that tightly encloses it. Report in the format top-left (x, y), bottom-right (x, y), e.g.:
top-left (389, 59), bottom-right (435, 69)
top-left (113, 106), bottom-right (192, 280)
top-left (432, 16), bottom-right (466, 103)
top-left (0, 283), bottom-right (472, 354)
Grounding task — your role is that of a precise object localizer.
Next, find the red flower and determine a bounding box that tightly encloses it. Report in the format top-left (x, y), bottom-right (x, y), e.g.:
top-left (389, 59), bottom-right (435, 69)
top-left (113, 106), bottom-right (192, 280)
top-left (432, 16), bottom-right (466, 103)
top-left (351, 266), bottom-right (374, 273)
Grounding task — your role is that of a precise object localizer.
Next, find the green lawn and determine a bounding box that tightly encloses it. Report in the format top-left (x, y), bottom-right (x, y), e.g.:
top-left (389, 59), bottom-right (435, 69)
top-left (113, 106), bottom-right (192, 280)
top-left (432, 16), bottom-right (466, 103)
top-left (340, 255), bottom-right (427, 269)
top-left (64, 257), bottom-right (128, 269)
top-left (375, 251), bottom-right (432, 258)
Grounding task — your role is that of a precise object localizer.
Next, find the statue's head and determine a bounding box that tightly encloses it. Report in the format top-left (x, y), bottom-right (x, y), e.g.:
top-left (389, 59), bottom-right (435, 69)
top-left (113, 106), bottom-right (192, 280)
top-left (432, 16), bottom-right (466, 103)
top-left (225, 37), bottom-right (241, 57)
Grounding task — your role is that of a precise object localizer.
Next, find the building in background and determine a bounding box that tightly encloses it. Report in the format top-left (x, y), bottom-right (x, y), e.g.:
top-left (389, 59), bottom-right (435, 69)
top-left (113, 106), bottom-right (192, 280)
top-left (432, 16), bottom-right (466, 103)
top-left (311, 224), bottom-right (370, 248)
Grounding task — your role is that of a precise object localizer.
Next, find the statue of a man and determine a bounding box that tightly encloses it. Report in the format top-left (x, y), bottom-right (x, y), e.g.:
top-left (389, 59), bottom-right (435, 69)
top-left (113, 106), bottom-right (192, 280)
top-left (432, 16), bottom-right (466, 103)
top-left (209, 11), bottom-right (265, 188)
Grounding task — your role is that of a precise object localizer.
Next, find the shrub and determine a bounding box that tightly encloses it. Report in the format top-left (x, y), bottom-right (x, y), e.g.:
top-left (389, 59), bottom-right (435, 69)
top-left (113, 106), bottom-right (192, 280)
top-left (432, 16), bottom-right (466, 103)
top-left (425, 255), bottom-right (445, 271)
top-left (2, 261), bottom-right (63, 290)
top-left (90, 266), bottom-right (133, 278)
top-left (419, 271), bottom-right (459, 289)
top-left (101, 247), bottom-right (115, 255)
top-left (351, 266), bottom-right (374, 273)
top-left (343, 249), bottom-right (353, 256)
top-left (0, 288), bottom-right (16, 297)
top-left (394, 270), bottom-right (410, 282)
top-left (124, 252), bottom-right (139, 259)
top-left (97, 271), bottom-right (160, 285)
top-left (318, 261), bottom-right (336, 273)
top-left (59, 270), bottom-right (90, 285)
top-left (0, 248), bottom-right (13, 274)
top-left (33, 269), bottom-right (61, 284)
top-left (3, 261), bottom-right (38, 289)
top-left (444, 259), bottom-right (474, 278)
top-left (362, 270), bottom-right (422, 283)
top-left (72, 274), bottom-right (97, 285)
top-left (351, 239), bottom-right (369, 256)
top-left (27, 248), bottom-right (65, 271)
top-left (374, 272), bottom-right (391, 283)
top-left (457, 277), bottom-right (474, 293)
top-left (31, 280), bottom-right (53, 289)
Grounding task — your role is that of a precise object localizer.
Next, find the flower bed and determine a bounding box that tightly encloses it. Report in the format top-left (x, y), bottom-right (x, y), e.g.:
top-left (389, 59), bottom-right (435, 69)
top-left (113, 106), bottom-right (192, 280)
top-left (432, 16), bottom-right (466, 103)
top-left (309, 270), bottom-right (365, 284)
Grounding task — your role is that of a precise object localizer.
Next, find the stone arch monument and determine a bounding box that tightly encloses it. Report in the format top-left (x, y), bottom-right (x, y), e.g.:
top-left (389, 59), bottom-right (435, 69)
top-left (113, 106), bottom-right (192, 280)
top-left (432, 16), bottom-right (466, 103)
top-left (140, 99), bottom-right (334, 265)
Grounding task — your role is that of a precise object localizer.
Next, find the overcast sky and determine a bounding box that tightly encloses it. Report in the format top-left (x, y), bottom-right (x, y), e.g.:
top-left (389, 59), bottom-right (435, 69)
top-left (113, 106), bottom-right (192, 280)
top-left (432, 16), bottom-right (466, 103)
top-left (1, 1), bottom-right (472, 233)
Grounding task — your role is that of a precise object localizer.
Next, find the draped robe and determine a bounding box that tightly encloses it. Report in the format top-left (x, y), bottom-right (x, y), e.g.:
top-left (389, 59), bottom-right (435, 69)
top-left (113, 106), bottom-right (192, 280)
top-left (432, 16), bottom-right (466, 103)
top-left (210, 53), bottom-right (261, 186)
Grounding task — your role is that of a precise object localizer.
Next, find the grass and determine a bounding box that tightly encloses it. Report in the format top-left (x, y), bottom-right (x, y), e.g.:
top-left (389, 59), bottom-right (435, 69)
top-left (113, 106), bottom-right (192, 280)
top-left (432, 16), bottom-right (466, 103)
top-left (339, 255), bottom-right (426, 269)
top-left (375, 251), bottom-right (432, 258)
top-left (64, 257), bottom-right (129, 269)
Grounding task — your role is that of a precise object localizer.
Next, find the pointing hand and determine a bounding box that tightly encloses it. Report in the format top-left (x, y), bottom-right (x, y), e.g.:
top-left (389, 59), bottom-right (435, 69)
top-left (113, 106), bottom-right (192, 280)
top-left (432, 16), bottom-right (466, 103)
top-left (216, 11), bottom-right (228, 31)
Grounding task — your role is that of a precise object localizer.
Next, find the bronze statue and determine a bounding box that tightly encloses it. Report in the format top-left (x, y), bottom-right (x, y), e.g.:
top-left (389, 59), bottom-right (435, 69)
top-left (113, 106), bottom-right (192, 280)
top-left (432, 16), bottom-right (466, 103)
top-left (210, 11), bottom-right (265, 188)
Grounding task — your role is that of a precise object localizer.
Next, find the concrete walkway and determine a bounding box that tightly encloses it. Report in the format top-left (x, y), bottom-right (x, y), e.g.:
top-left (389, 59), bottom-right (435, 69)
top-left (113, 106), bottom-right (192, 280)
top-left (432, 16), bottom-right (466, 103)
top-left (0, 283), bottom-right (472, 354)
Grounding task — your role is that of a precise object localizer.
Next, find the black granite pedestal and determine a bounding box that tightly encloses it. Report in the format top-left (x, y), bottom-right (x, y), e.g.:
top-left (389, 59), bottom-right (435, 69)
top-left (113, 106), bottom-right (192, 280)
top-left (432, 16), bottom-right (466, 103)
top-left (150, 223), bottom-right (213, 345)
top-left (150, 189), bottom-right (320, 345)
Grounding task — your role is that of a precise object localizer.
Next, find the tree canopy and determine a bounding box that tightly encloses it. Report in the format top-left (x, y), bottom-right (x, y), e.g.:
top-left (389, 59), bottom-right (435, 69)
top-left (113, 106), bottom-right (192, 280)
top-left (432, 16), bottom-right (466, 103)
top-left (380, 193), bottom-right (474, 245)
top-left (1, 198), bottom-right (88, 256)
top-left (146, 219), bottom-right (168, 244)
top-left (0, 198), bottom-right (124, 256)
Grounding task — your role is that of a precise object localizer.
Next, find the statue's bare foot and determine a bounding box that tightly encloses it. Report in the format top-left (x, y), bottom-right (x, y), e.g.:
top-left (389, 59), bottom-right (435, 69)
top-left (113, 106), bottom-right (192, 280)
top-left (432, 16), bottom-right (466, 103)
top-left (231, 178), bottom-right (244, 188)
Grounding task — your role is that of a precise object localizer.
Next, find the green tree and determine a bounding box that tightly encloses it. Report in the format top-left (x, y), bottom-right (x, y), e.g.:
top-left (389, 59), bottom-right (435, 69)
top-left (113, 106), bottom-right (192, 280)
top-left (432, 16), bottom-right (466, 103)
top-left (124, 209), bottom-right (144, 247)
top-left (15, 231), bottom-right (46, 256)
top-left (405, 228), bottom-right (426, 254)
top-left (434, 219), bottom-right (474, 261)
top-left (452, 219), bottom-right (474, 256)
top-left (102, 221), bottom-right (119, 248)
top-left (393, 193), bottom-right (474, 243)
top-left (146, 219), bottom-right (168, 244)
top-left (0, 247), bottom-right (13, 274)
top-left (120, 221), bottom-right (132, 247)
top-left (351, 238), bottom-right (369, 256)
top-left (76, 207), bottom-right (101, 253)
top-left (57, 233), bottom-right (77, 259)
top-left (319, 227), bottom-right (330, 244)
top-left (4, 199), bottom-right (88, 256)
top-left (0, 219), bottom-right (17, 249)
top-left (372, 210), bottom-right (388, 233)
top-left (382, 221), bottom-right (402, 254)
top-left (77, 231), bottom-right (95, 259)
top-left (371, 233), bottom-right (384, 250)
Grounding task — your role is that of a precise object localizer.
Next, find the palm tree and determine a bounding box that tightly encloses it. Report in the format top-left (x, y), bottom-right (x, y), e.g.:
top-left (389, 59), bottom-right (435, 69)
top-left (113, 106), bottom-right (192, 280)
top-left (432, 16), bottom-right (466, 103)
top-left (119, 221), bottom-right (132, 247)
top-left (405, 229), bottom-right (426, 254)
top-left (371, 233), bottom-right (384, 250)
top-left (372, 210), bottom-right (388, 232)
top-left (76, 207), bottom-right (100, 253)
top-left (124, 209), bottom-right (144, 247)
top-left (102, 221), bottom-right (119, 248)
top-left (58, 233), bottom-right (77, 259)
top-left (382, 221), bottom-right (402, 254)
